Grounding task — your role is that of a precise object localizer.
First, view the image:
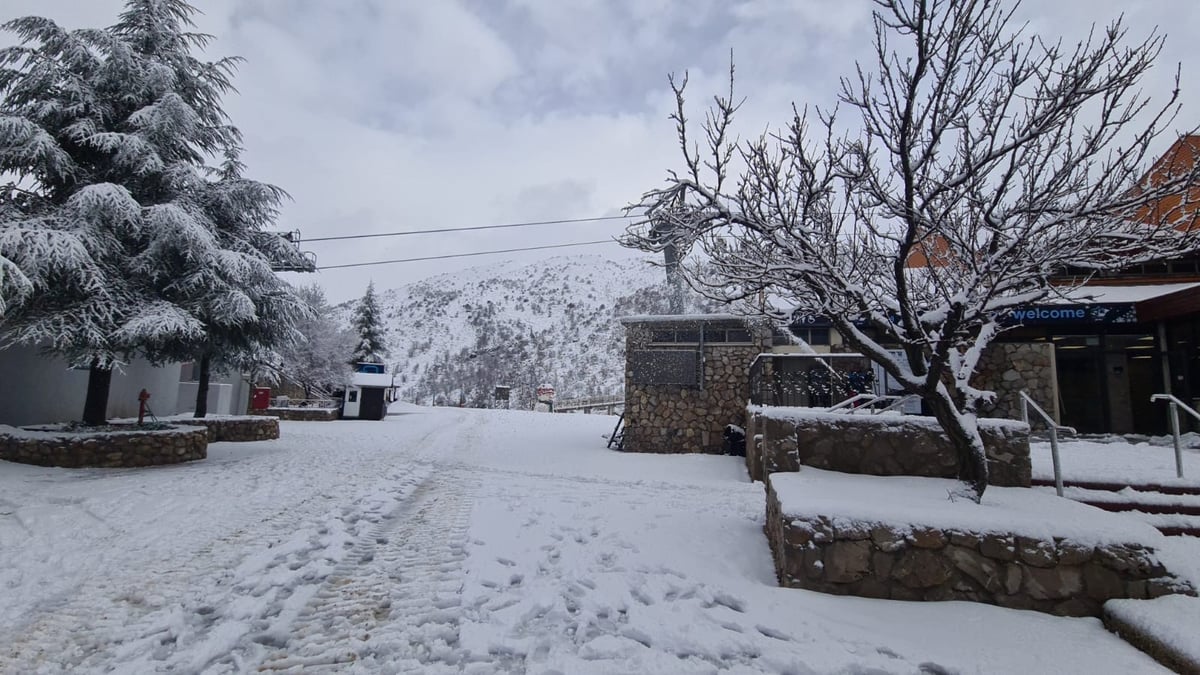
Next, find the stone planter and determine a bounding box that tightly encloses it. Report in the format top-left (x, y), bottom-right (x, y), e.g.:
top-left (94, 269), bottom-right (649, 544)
top-left (0, 424), bottom-right (208, 468)
top-left (173, 416), bottom-right (280, 442)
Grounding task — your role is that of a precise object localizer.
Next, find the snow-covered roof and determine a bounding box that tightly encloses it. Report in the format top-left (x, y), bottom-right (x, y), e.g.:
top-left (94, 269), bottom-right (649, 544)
top-left (1053, 282), bottom-right (1200, 304)
top-left (350, 372), bottom-right (393, 388)
top-left (618, 313), bottom-right (750, 325)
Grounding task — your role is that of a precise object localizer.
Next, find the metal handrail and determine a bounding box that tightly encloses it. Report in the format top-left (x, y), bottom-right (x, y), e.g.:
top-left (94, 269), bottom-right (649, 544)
top-left (825, 393), bottom-right (916, 415)
top-left (1019, 391), bottom-right (1075, 497)
top-left (873, 394), bottom-right (921, 415)
top-left (825, 393), bottom-right (880, 412)
top-left (1150, 394), bottom-right (1194, 478)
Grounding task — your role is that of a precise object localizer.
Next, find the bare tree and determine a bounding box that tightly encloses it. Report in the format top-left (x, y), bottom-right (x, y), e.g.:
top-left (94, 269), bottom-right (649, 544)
top-left (622, 0), bottom-right (1200, 501)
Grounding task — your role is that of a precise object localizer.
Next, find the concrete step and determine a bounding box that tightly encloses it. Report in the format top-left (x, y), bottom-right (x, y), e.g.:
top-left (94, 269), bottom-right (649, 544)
top-left (1032, 477), bottom-right (1200, 497)
top-left (1033, 480), bottom-right (1200, 536)
top-left (1104, 596), bottom-right (1200, 675)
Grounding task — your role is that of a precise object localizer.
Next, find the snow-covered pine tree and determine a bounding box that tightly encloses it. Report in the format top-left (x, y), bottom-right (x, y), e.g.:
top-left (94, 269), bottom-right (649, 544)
top-left (348, 282), bottom-right (389, 365)
top-left (178, 148), bottom-right (313, 418)
top-left (0, 0), bottom-right (303, 424)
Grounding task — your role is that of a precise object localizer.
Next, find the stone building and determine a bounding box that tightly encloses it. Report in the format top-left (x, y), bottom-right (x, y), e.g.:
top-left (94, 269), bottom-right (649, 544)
top-left (620, 313), bottom-right (1062, 454)
top-left (620, 315), bottom-right (773, 454)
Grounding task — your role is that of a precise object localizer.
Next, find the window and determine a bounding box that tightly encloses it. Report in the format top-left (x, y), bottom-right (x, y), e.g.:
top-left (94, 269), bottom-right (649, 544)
top-left (348, 390), bottom-right (359, 403)
top-left (629, 350), bottom-right (700, 385)
top-left (793, 328), bottom-right (831, 345)
top-left (649, 325), bottom-right (754, 344)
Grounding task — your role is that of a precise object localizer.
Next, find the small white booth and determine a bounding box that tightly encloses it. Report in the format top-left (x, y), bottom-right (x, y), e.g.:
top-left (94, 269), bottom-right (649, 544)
top-left (342, 363), bottom-right (392, 420)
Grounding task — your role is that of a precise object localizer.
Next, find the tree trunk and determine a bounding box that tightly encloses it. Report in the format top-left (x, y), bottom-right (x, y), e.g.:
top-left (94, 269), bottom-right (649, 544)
top-left (193, 354), bottom-right (212, 418)
top-left (923, 387), bottom-right (989, 502)
top-left (82, 360), bottom-right (112, 426)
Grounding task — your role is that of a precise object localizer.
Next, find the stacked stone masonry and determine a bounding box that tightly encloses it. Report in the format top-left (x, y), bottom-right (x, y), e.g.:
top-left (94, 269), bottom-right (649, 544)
top-left (0, 425), bottom-right (208, 468)
top-left (623, 318), bottom-right (772, 454)
top-left (746, 410), bottom-right (1032, 487)
top-left (173, 416), bottom-right (280, 442)
top-left (765, 482), bottom-right (1195, 617)
top-left (249, 407), bottom-right (339, 422)
top-left (974, 342), bottom-right (1059, 423)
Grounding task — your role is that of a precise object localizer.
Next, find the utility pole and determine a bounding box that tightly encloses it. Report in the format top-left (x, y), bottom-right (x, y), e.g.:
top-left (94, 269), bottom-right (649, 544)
top-left (649, 200), bottom-right (685, 314)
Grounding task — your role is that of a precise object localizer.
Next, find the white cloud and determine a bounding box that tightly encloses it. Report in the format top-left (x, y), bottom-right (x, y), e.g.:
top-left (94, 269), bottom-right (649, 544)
top-left (3, 0), bottom-right (1198, 301)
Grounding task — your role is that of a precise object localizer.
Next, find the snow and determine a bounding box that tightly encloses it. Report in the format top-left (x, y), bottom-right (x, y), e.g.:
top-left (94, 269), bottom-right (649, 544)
top-left (0, 407), bottom-right (1171, 673)
top-left (750, 404), bottom-right (1030, 431)
top-left (1105, 595), bottom-right (1200, 667)
top-left (1057, 282), bottom-right (1200, 304)
top-left (1031, 437), bottom-right (1200, 488)
top-left (770, 468), bottom-right (1165, 546)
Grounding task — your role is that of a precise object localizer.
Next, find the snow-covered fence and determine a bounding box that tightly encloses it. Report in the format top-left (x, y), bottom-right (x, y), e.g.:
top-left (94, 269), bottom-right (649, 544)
top-left (270, 397), bottom-right (338, 409)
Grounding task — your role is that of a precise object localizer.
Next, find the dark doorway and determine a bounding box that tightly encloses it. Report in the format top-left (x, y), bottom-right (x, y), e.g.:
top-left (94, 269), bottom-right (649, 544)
top-left (1056, 338), bottom-right (1106, 433)
top-left (360, 388), bottom-right (386, 420)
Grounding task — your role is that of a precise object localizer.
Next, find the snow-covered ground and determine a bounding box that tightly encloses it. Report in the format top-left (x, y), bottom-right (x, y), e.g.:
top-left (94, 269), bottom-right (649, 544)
top-left (0, 407), bottom-right (1177, 673)
top-left (1030, 435), bottom-right (1200, 487)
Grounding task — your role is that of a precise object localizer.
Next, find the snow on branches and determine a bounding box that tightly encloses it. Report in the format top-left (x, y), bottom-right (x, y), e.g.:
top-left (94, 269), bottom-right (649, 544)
top-left (622, 0), bottom-right (1200, 501)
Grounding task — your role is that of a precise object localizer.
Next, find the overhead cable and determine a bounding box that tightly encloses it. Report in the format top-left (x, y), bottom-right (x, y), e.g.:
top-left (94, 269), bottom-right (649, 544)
top-left (303, 214), bottom-right (631, 243)
top-left (316, 239), bottom-right (615, 270)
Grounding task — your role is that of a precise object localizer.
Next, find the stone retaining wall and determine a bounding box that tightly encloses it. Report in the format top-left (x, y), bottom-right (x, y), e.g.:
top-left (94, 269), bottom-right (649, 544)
top-left (249, 407), bottom-right (339, 422)
top-left (173, 416), bottom-right (280, 442)
top-left (0, 425), bottom-right (208, 468)
top-left (747, 408), bottom-right (1031, 487)
top-left (765, 482), bottom-right (1195, 617)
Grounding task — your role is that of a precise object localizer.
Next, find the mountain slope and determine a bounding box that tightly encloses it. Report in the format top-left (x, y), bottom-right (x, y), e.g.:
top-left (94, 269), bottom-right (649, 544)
top-left (366, 255), bottom-right (712, 409)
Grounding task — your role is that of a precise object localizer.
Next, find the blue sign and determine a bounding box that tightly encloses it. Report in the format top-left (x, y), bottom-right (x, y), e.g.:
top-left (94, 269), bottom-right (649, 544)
top-left (1005, 303), bottom-right (1137, 325)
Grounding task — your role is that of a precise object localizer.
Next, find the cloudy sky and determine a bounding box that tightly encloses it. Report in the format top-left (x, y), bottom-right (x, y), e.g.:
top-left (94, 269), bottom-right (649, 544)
top-left (5, 0), bottom-right (1200, 302)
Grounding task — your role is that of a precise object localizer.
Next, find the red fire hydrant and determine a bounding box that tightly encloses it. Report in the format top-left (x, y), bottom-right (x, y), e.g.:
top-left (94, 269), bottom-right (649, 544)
top-left (137, 389), bottom-right (151, 425)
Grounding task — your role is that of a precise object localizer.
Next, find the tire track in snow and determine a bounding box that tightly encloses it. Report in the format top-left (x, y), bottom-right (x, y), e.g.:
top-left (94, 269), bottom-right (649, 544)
top-left (256, 412), bottom-right (483, 672)
top-left (0, 417), bottom-right (453, 673)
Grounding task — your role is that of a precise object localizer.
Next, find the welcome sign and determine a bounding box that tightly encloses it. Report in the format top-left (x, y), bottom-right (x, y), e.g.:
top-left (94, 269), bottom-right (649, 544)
top-left (1005, 303), bottom-right (1137, 325)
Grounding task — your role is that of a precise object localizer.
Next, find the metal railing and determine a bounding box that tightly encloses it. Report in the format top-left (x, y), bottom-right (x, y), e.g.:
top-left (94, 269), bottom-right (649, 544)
top-left (1019, 391), bottom-right (1075, 497)
top-left (825, 393), bottom-right (919, 415)
top-left (270, 397), bottom-right (339, 409)
top-left (555, 395), bottom-right (625, 413)
top-left (1149, 394), bottom-right (1194, 479)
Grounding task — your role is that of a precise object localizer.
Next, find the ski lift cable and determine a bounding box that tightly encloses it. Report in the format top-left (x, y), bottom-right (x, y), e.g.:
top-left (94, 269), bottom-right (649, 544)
top-left (316, 239), bottom-right (616, 270)
top-left (302, 215), bottom-right (633, 243)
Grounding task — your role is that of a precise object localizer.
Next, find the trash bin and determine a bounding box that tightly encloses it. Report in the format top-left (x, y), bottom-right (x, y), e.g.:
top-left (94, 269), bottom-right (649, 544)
top-left (251, 387), bottom-right (271, 411)
top-left (723, 424), bottom-right (746, 457)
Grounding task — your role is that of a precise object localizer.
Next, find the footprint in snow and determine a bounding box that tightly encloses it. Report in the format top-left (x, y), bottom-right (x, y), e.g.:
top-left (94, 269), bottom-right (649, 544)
top-left (756, 624), bottom-right (792, 641)
top-left (496, 557), bottom-right (516, 567)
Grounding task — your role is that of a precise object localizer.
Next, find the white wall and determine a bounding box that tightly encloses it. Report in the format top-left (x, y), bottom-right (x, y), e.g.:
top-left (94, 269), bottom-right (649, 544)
top-left (0, 345), bottom-right (182, 426)
top-left (176, 382), bottom-right (233, 416)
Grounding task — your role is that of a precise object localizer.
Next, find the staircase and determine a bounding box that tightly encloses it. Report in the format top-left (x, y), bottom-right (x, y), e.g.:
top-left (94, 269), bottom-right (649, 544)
top-left (1032, 478), bottom-right (1200, 537)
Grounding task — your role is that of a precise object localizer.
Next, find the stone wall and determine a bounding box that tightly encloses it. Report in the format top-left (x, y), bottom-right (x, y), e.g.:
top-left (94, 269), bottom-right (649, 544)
top-left (974, 342), bottom-right (1059, 423)
top-left (0, 425), bottom-right (208, 468)
top-left (765, 482), bottom-right (1194, 617)
top-left (622, 318), bottom-right (772, 454)
top-left (249, 407), bottom-right (339, 422)
top-left (747, 408), bottom-right (1031, 487)
top-left (173, 416), bottom-right (280, 442)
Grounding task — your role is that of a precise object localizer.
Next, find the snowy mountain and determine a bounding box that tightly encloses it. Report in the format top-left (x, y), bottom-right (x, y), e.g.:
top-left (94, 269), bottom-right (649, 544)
top-left (355, 255), bottom-right (715, 409)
